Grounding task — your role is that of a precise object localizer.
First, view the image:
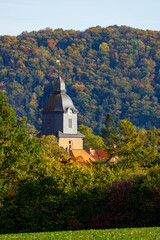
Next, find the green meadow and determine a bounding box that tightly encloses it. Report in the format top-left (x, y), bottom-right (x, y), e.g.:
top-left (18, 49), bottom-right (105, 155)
top-left (0, 227), bottom-right (160, 240)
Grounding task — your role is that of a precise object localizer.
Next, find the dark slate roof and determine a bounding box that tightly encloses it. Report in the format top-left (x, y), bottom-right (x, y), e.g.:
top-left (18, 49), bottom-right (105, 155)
top-left (42, 75), bottom-right (78, 114)
top-left (53, 76), bottom-right (66, 94)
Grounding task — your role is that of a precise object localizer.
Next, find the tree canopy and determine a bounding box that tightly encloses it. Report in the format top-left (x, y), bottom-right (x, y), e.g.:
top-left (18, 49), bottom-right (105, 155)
top-left (0, 92), bottom-right (160, 233)
top-left (78, 124), bottom-right (105, 149)
top-left (0, 92), bottom-right (42, 190)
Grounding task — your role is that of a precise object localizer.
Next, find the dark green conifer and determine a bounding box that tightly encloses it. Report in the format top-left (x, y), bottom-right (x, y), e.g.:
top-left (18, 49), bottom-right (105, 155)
top-left (100, 114), bottom-right (118, 146)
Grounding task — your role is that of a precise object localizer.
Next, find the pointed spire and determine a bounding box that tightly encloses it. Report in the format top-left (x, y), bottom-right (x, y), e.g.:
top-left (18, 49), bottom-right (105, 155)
top-left (54, 59), bottom-right (66, 94)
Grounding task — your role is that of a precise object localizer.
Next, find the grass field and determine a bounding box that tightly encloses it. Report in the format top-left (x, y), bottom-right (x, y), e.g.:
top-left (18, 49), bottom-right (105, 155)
top-left (0, 227), bottom-right (160, 240)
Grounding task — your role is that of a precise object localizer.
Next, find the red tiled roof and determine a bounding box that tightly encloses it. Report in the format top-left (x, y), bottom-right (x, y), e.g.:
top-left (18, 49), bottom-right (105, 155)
top-left (69, 148), bottom-right (109, 164)
top-left (96, 149), bottom-right (109, 159)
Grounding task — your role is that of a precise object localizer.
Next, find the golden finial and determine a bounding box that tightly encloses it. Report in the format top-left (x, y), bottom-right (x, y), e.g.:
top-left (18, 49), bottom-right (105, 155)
top-left (56, 59), bottom-right (61, 66)
top-left (56, 59), bottom-right (61, 77)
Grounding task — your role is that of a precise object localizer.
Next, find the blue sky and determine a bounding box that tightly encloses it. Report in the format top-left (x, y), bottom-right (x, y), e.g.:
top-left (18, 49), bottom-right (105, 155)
top-left (0, 0), bottom-right (160, 36)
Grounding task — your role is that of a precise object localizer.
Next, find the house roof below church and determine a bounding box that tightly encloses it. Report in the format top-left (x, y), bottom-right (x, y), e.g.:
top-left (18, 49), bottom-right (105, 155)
top-left (69, 148), bottom-right (109, 164)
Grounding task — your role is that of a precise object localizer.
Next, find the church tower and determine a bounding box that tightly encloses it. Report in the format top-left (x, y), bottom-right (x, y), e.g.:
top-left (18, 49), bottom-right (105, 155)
top-left (41, 68), bottom-right (84, 150)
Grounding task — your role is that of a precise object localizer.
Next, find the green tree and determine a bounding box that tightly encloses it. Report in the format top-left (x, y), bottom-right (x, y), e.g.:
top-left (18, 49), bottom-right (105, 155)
top-left (78, 124), bottom-right (105, 149)
top-left (0, 93), bottom-right (42, 188)
top-left (40, 135), bottom-right (72, 165)
top-left (100, 114), bottom-right (118, 146)
top-left (111, 120), bottom-right (158, 167)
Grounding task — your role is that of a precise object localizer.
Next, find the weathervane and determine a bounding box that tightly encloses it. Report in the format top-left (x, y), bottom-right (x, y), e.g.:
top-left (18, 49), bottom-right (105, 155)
top-left (56, 57), bottom-right (61, 77)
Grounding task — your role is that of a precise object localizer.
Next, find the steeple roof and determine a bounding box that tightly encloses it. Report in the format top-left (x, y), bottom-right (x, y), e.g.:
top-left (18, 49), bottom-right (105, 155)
top-left (42, 75), bottom-right (78, 114)
top-left (53, 75), bottom-right (66, 94)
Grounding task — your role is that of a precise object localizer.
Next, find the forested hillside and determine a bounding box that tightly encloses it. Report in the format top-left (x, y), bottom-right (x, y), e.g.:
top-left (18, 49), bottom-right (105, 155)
top-left (1, 26), bottom-right (160, 133)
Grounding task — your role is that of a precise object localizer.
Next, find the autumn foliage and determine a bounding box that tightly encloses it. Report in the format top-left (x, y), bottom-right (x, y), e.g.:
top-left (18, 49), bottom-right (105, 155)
top-left (1, 26), bottom-right (160, 134)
